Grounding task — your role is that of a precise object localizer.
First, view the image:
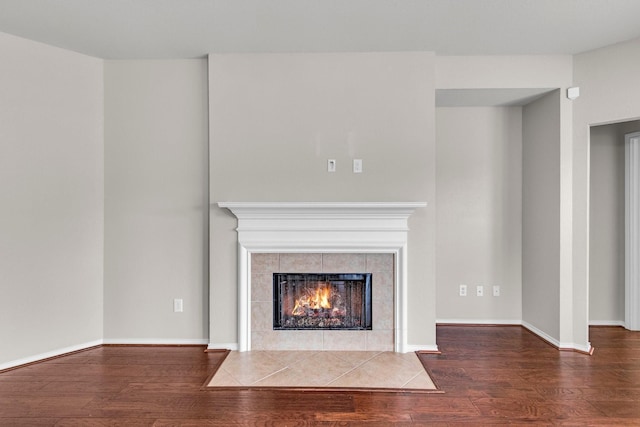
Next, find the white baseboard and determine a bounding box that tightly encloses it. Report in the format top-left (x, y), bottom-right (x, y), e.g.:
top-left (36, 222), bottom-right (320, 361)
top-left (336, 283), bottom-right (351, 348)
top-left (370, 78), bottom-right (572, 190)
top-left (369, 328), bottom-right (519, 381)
top-left (521, 321), bottom-right (592, 353)
top-left (102, 338), bottom-right (209, 345)
top-left (521, 321), bottom-right (561, 347)
top-left (561, 341), bottom-right (593, 353)
top-left (0, 339), bottom-right (103, 371)
top-left (436, 320), bottom-right (593, 354)
top-left (207, 343), bottom-right (239, 351)
top-left (589, 320), bottom-right (625, 327)
top-left (404, 344), bottom-right (439, 353)
top-left (1, 338), bottom-right (213, 371)
top-left (436, 318), bottom-right (522, 325)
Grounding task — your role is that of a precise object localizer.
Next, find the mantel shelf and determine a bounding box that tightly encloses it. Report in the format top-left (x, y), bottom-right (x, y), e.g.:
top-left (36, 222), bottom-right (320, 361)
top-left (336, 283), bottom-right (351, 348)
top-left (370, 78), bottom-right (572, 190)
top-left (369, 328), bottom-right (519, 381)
top-left (217, 201), bottom-right (427, 219)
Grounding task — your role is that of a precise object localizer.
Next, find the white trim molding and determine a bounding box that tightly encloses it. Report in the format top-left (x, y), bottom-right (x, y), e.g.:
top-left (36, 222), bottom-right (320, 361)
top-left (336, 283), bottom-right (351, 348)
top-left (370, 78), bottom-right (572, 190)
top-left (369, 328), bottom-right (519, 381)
top-left (589, 320), bottom-right (626, 327)
top-left (0, 339), bottom-right (103, 371)
top-left (102, 338), bottom-right (209, 345)
top-left (436, 320), bottom-right (594, 353)
top-left (404, 344), bottom-right (440, 353)
top-left (522, 321), bottom-right (592, 354)
top-left (1, 339), bottom-right (212, 371)
top-left (218, 201), bottom-right (427, 353)
top-left (207, 343), bottom-right (239, 351)
top-left (436, 319), bottom-right (522, 325)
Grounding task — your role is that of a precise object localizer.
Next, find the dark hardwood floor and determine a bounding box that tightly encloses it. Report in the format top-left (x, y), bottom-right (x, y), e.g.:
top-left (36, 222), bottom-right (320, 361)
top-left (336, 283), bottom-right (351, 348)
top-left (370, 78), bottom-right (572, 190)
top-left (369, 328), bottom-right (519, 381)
top-left (1, 325), bottom-right (639, 425)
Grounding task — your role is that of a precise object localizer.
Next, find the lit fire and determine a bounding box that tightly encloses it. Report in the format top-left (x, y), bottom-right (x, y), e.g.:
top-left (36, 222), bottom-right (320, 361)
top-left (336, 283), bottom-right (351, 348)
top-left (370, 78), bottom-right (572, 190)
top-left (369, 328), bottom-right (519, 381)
top-left (291, 283), bottom-right (331, 315)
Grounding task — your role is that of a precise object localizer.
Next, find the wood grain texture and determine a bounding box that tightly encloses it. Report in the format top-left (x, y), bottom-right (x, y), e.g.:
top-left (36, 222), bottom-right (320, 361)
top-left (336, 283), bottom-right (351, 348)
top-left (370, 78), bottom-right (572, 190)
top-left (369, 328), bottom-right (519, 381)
top-left (0, 326), bottom-right (639, 425)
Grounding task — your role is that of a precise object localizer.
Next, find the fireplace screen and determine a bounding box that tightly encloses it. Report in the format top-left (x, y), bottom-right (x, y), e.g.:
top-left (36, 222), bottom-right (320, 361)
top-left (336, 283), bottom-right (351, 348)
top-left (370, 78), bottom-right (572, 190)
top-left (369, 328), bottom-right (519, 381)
top-left (273, 273), bottom-right (372, 330)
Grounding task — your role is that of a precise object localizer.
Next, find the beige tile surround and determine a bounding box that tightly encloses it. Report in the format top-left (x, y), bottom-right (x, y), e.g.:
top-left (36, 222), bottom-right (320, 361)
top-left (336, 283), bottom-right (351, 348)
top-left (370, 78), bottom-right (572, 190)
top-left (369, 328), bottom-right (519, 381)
top-left (251, 253), bottom-right (395, 351)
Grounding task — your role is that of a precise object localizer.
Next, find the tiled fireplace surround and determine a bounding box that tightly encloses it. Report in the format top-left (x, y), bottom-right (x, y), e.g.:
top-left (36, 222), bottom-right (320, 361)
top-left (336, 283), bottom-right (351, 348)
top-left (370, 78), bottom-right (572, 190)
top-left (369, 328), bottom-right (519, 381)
top-left (251, 252), bottom-right (395, 352)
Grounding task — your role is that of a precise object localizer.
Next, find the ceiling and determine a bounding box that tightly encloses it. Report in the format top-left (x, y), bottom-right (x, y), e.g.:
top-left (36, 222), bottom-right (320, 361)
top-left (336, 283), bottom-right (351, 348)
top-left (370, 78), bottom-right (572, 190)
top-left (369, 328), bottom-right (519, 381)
top-left (1, 0), bottom-right (640, 59)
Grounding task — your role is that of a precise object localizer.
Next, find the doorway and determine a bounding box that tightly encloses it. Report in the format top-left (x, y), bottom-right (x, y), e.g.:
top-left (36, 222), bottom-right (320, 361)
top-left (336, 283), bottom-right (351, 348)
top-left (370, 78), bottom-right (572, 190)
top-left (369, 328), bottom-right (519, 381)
top-left (626, 131), bottom-right (640, 330)
top-left (589, 121), bottom-right (640, 329)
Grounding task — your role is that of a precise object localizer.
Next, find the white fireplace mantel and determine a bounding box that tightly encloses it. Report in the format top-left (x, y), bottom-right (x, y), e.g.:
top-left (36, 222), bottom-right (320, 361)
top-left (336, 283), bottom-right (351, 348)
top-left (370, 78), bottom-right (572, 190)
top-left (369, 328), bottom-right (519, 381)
top-left (218, 201), bottom-right (427, 353)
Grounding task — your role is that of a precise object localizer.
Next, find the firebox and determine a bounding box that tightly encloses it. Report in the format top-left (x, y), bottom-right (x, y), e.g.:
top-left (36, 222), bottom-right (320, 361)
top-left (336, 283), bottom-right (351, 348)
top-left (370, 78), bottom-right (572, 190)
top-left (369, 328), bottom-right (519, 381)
top-left (273, 273), bottom-right (372, 330)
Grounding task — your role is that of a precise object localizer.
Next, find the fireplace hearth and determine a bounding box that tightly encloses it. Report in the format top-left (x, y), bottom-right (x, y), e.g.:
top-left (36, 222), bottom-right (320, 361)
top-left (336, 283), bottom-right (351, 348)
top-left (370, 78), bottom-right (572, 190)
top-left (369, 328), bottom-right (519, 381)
top-left (273, 273), bottom-right (373, 330)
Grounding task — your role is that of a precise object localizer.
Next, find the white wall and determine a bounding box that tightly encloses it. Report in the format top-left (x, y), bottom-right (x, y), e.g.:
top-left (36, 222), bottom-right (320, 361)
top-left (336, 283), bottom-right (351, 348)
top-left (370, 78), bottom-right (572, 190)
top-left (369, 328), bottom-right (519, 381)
top-left (589, 120), bottom-right (640, 324)
top-left (0, 32), bottom-right (104, 367)
top-left (209, 52), bottom-right (436, 349)
top-left (573, 36), bottom-right (640, 345)
top-left (103, 60), bottom-right (209, 343)
top-left (435, 107), bottom-right (522, 322)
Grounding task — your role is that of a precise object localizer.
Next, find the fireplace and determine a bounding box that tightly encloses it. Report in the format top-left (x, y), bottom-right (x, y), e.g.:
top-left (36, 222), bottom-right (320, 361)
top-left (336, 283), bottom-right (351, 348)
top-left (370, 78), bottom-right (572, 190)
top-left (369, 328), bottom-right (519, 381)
top-left (217, 201), bottom-right (427, 352)
top-left (273, 273), bottom-right (373, 330)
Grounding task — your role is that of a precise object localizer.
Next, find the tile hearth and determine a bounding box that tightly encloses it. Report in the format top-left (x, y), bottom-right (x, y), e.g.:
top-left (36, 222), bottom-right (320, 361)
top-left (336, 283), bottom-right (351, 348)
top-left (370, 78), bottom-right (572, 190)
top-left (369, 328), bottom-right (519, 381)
top-left (207, 350), bottom-right (437, 390)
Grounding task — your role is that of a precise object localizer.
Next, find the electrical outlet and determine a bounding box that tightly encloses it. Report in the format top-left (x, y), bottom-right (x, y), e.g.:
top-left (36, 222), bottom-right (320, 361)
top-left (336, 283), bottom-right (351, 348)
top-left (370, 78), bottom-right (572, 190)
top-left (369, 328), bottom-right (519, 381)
top-left (476, 285), bottom-right (484, 297)
top-left (459, 284), bottom-right (467, 297)
top-left (493, 285), bottom-right (500, 297)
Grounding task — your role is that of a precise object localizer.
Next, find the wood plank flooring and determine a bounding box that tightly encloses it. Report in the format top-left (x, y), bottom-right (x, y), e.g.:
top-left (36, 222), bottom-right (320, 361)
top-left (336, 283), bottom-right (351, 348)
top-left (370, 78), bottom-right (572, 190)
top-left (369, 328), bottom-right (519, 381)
top-left (1, 325), bottom-right (639, 425)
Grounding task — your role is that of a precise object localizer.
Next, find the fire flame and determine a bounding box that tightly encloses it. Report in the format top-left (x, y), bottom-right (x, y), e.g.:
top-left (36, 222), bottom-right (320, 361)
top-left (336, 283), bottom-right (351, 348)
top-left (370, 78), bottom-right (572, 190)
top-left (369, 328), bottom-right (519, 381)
top-left (291, 284), bottom-right (331, 315)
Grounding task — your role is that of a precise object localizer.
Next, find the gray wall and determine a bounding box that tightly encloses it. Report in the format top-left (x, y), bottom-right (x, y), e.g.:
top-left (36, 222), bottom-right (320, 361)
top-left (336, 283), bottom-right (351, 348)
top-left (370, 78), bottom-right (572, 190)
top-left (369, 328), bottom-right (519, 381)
top-left (4, 29), bottom-right (640, 365)
top-left (103, 60), bottom-right (209, 342)
top-left (589, 120), bottom-right (640, 324)
top-left (435, 55), bottom-right (574, 344)
top-left (522, 90), bottom-right (562, 339)
top-left (436, 107), bottom-right (522, 322)
top-left (0, 32), bottom-right (104, 367)
top-left (208, 52), bottom-right (436, 349)
top-left (573, 36), bottom-right (640, 346)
